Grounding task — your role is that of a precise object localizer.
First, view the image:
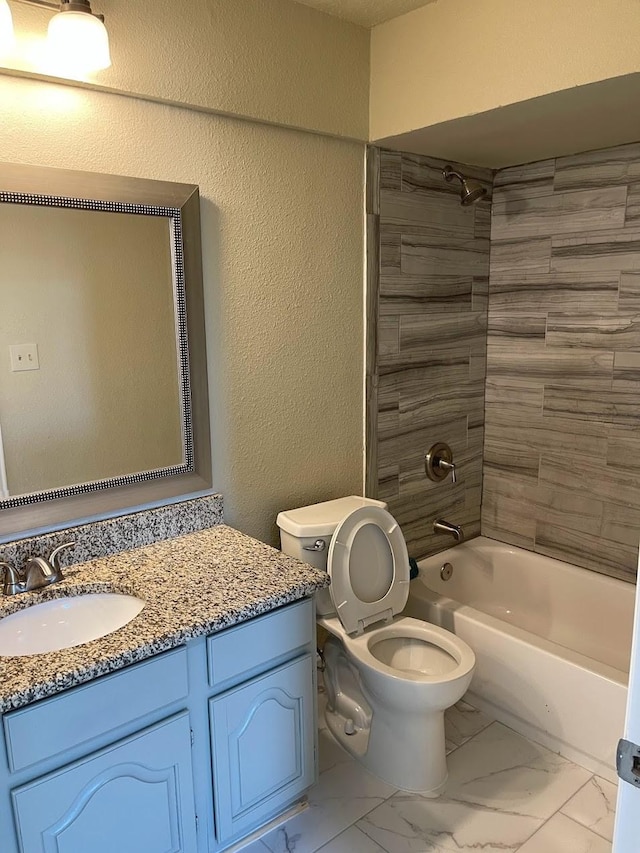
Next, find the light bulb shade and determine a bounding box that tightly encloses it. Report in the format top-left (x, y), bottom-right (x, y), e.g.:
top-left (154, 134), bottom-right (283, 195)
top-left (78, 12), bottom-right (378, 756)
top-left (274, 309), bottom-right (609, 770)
top-left (0, 0), bottom-right (15, 59)
top-left (46, 9), bottom-right (111, 75)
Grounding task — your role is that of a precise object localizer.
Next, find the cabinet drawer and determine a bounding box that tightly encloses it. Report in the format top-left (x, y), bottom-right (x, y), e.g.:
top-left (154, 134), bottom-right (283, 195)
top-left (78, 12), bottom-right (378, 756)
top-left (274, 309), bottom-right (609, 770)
top-left (207, 598), bottom-right (313, 690)
top-left (4, 646), bottom-right (188, 773)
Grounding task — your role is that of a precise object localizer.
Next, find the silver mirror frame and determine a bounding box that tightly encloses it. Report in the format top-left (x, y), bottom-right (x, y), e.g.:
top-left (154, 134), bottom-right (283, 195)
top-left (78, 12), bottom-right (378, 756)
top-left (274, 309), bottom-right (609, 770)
top-left (0, 162), bottom-right (211, 539)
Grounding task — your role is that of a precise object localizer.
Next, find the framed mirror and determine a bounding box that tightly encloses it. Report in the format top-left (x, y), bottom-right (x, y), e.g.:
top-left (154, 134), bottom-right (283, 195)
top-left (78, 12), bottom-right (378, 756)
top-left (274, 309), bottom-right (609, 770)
top-left (0, 162), bottom-right (211, 538)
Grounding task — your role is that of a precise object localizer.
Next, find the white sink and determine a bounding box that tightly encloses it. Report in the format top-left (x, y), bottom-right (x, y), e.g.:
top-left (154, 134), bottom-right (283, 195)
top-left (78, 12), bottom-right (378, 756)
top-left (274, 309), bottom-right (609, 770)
top-left (0, 593), bottom-right (145, 657)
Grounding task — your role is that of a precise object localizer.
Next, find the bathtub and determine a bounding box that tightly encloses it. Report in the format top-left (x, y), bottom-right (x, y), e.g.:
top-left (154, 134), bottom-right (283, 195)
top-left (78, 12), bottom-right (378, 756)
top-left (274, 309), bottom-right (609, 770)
top-left (407, 536), bottom-right (635, 782)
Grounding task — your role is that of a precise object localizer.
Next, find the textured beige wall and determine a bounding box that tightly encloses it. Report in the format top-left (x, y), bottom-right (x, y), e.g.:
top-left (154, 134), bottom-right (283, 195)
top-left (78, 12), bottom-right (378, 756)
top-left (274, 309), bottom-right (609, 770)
top-left (5, 0), bottom-right (370, 140)
top-left (370, 0), bottom-right (640, 142)
top-left (0, 204), bottom-right (182, 496)
top-left (0, 73), bottom-right (365, 543)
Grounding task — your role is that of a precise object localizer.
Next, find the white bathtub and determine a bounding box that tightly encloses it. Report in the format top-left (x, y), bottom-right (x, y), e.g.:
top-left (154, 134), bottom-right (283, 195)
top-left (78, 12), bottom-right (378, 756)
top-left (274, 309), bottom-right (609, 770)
top-left (407, 536), bottom-right (635, 781)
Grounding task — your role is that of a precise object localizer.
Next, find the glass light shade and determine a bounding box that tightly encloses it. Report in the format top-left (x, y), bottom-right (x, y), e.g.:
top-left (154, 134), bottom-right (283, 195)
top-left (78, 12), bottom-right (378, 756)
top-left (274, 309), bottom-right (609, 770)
top-left (46, 9), bottom-right (111, 76)
top-left (0, 0), bottom-right (15, 59)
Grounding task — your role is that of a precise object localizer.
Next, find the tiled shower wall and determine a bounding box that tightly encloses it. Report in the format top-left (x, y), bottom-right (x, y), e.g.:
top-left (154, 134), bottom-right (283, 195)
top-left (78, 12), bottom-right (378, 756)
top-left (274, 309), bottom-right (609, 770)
top-left (483, 143), bottom-right (640, 582)
top-left (366, 149), bottom-right (493, 558)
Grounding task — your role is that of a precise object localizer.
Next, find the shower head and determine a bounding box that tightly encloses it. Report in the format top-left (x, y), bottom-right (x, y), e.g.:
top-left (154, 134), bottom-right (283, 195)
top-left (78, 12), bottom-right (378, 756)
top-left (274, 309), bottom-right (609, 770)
top-left (442, 165), bottom-right (487, 206)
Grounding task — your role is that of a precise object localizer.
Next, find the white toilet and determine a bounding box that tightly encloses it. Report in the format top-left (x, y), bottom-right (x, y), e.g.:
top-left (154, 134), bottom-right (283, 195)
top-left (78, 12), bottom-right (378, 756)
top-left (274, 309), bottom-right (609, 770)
top-left (277, 495), bottom-right (475, 796)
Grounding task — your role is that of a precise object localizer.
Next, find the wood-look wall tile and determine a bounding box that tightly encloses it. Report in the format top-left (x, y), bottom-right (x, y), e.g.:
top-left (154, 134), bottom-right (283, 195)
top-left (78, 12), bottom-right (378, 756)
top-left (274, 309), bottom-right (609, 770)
top-left (624, 182), bottom-right (640, 223)
top-left (493, 159), bottom-right (555, 197)
top-left (612, 351), bottom-right (640, 387)
top-left (474, 202), bottom-right (492, 240)
top-left (551, 225), bottom-right (640, 273)
top-left (378, 417), bottom-right (468, 470)
top-left (488, 271), bottom-right (619, 314)
top-left (535, 522), bottom-right (637, 581)
top-left (378, 316), bottom-right (399, 357)
top-left (543, 385), bottom-right (615, 423)
top-left (399, 386), bottom-right (485, 433)
top-left (379, 275), bottom-right (473, 315)
top-left (487, 314), bottom-right (547, 342)
top-left (481, 473), bottom-right (537, 545)
top-left (401, 234), bottom-right (490, 276)
top-left (378, 463), bottom-right (399, 500)
top-left (555, 142), bottom-right (640, 191)
top-left (380, 150), bottom-right (402, 192)
top-left (380, 231), bottom-right (401, 273)
top-left (485, 416), bottom-right (606, 456)
top-left (607, 424), bottom-right (640, 472)
top-left (485, 378), bottom-right (544, 410)
top-left (400, 312), bottom-right (487, 352)
top-left (381, 190), bottom-right (475, 236)
top-left (601, 502), bottom-right (640, 549)
top-left (619, 272), bottom-right (640, 311)
top-left (491, 186), bottom-right (627, 241)
top-left (489, 236), bottom-right (551, 274)
top-left (469, 354), bottom-right (487, 381)
top-left (539, 453), bottom-right (640, 509)
top-left (401, 153), bottom-right (493, 199)
top-left (484, 440), bottom-right (540, 480)
top-left (486, 348), bottom-right (614, 389)
top-left (472, 276), bottom-right (489, 311)
top-left (546, 312), bottom-right (640, 349)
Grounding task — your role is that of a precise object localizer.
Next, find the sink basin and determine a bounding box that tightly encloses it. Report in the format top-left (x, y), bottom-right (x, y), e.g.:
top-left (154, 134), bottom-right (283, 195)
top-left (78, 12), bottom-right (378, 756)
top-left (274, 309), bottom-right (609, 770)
top-left (0, 593), bottom-right (145, 657)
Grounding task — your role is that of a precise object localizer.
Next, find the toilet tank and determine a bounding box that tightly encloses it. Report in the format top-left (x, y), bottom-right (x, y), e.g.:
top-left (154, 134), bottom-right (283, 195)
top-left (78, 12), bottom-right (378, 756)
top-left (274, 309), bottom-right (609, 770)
top-left (276, 495), bottom-right (387, 616)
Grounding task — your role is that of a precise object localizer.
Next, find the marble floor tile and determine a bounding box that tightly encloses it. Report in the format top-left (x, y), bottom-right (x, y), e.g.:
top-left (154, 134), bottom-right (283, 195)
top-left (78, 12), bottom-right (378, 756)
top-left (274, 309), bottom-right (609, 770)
top-left (516, 812), bottom-right (612, 852)
top-left (239, 840), bottom-right (271, 852)
top-left (260, 757), bottom-right (397, 853)
top-left (444, 698), bottom-right (493, 753)
top-left (561, 776), bottom-right (618, 842)
top-left (316, 826), bottom-right (388, 852)
top-left (443, 722), bottom-right (591, 820)
top-left (318, 727), bottom-right (354, 775)
top-left (357, 794), bottom-right (543, 852)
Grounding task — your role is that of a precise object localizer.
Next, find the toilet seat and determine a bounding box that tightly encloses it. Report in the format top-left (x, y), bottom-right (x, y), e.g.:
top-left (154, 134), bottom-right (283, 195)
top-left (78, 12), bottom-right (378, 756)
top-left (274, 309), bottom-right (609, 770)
top-left (328, 506), bottom-right (410, 636)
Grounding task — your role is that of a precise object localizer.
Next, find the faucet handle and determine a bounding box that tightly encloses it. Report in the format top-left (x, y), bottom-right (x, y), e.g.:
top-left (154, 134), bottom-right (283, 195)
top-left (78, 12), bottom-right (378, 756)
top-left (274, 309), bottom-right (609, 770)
top-left (425, 442), bottom-right (457, 484)
top-left (1, 560), bottom-right (25, 596)
top-left (48, 541), bottom-right (75, 573)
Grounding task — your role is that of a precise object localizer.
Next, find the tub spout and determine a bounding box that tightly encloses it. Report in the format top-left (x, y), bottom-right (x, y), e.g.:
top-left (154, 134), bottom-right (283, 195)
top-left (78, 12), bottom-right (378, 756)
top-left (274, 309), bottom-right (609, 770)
top-left (433, 519), bottom-right (464, 543)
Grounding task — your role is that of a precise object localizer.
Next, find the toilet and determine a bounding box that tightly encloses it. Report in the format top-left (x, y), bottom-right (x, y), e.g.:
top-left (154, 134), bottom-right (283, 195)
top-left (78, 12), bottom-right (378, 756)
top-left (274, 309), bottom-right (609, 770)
top-left (276, 495), bottom-right (475, 796)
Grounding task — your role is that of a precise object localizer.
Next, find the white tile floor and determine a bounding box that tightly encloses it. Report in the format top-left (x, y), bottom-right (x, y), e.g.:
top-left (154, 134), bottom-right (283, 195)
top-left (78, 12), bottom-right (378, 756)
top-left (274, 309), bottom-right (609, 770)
top-left (242, 683), bottom-right (617, 853)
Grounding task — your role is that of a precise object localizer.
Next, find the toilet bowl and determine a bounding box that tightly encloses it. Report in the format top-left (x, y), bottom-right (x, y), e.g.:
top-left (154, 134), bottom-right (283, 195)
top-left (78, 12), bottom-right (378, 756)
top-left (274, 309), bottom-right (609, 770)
top-left (276, 496), bottom-right (475, 796)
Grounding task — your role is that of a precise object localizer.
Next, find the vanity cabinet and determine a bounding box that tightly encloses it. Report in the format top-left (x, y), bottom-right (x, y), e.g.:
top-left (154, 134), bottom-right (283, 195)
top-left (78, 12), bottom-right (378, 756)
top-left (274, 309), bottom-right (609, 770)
top-left (0, 597), bottom-right (317, 853)
top-left (12, 713), bottom-right (197, 853)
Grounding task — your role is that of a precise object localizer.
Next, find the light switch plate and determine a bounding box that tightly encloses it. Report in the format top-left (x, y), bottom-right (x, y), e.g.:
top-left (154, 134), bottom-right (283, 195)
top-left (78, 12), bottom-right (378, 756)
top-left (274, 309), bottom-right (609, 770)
top-left (9, 343), bottom-right (39, 372)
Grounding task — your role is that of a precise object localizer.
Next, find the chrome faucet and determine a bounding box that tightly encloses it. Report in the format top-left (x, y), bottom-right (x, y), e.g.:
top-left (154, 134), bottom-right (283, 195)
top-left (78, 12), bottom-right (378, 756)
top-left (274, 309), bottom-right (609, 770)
top-left (433, 519), bottom-right (464, 543)
top-left (0, 542), bottom-right (75, 596)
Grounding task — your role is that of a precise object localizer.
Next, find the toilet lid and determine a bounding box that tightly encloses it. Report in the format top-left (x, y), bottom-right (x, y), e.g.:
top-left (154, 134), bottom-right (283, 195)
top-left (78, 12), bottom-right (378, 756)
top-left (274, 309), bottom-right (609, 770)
top-left (328, 506), bottom-right (410, 636)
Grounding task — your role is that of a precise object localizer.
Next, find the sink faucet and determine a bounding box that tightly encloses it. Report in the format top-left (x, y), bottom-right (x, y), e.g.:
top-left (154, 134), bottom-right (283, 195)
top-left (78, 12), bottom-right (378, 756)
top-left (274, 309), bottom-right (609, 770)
top-left (433, 519), bottom-right (464, 543)
top-left (0, 541), bottom-right (75, 596)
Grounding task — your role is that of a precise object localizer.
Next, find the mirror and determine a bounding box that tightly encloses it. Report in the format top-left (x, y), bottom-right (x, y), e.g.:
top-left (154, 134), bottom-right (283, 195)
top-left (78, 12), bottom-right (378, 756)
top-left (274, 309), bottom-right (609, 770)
top-left (0, 162), bottom-right (210, 538)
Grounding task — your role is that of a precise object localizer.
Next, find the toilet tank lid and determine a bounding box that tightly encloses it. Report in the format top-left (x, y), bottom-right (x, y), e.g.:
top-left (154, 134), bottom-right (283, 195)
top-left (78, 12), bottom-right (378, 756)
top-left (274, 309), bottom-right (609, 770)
top-left (276, 495), bottom-right (387, 538)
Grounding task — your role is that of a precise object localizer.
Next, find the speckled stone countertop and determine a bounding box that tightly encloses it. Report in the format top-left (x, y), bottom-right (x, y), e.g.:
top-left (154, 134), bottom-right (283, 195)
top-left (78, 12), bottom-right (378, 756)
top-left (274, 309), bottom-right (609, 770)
top-left (0, 525), bottom-right (329, 713)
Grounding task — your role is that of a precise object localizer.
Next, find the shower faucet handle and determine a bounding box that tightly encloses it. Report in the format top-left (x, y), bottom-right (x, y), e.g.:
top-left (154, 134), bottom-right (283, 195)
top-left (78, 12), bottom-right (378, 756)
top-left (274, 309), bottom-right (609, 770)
top-left (425, 442), bottom-right (457, 484)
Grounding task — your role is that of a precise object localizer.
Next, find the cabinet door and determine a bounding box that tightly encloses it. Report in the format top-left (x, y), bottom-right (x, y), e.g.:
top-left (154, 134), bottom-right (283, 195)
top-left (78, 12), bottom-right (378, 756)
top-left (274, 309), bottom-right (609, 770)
top-left (12, 713), bottom-right (197, 853)
top-left (210, 654), bottom-right (314, 843)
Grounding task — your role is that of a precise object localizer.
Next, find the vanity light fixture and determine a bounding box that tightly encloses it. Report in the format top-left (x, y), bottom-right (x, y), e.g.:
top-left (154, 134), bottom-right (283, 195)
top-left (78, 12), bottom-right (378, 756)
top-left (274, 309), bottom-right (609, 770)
top-left (3, 0), bottom-right (111, 74)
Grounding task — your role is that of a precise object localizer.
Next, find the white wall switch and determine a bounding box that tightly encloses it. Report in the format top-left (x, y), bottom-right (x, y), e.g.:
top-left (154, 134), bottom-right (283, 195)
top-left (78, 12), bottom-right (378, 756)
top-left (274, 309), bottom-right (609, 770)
top-left (9, 343), bottom-right (40, 372)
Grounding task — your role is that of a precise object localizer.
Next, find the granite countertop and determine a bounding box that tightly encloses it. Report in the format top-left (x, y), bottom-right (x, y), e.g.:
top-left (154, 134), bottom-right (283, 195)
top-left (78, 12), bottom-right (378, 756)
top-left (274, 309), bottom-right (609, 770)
top-left (0, 525), bottom-right (329, 713)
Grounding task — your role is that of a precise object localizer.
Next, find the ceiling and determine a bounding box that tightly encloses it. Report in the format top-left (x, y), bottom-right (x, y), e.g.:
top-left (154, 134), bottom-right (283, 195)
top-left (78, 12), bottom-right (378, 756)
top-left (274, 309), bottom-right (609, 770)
top-left (293, 0), bottom-right (434, 27)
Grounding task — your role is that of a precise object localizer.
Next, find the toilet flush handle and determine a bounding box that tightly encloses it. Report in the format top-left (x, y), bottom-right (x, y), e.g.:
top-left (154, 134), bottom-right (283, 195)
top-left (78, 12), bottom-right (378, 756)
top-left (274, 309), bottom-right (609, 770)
top-left (303, 539), bottom-right (327, 552)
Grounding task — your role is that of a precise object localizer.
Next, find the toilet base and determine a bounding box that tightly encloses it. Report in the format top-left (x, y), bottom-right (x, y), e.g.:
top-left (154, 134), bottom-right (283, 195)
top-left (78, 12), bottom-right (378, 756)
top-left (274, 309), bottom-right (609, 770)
top-left (323, 637), bottom-right (451, 796)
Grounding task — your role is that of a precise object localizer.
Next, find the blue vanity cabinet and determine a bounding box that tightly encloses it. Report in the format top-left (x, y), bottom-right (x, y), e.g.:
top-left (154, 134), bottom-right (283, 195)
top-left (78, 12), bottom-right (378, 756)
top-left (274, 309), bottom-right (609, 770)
top-left (11, 713), bottom-right (198, 853)
top-left (207, 596), bottom-right (317, 848)
top-left (0, 596), bottom-right (317, 853)
top-left (210, 654), bottom-right (315, 844)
